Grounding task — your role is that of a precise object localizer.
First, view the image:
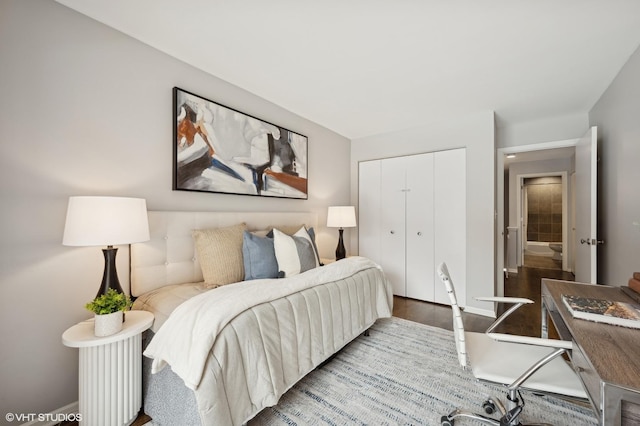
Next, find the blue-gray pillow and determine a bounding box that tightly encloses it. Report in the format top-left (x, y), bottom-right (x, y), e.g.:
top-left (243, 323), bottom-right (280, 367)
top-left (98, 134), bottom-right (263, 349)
top-left (242, 231), bottom-right (278, 280)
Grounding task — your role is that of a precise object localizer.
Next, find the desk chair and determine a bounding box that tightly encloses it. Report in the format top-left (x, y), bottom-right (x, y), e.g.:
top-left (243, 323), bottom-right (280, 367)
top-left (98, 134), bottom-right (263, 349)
top-left (436, 262), bottom-right (586, 426)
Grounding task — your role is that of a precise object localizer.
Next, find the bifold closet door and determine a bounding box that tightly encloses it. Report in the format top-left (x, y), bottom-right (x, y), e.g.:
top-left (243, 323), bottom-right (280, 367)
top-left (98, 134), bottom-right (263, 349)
top-left (380, 156), bottom-right (407, 296)
top-left (405, 153), bottom-right (435, 301)
top-left (358, 160), bottom-right (381, 264)
top-left (358, 150), bottom-right (466, 304)
top-left (433, 148), bottom-right (466, 306)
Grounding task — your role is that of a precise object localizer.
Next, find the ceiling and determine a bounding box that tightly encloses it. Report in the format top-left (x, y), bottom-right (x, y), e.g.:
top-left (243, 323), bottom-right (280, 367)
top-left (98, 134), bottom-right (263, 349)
top-left (55, 0), bottom-right (640, 140)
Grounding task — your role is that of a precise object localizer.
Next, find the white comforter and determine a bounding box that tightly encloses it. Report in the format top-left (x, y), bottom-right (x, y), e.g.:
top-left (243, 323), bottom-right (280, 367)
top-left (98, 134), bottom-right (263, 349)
top-left (144, 256), bottom-right (391, 392)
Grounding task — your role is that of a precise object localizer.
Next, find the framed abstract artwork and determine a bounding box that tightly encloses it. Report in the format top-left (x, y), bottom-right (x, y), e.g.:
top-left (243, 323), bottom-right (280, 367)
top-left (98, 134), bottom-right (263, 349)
top-left (173, 87), bottom-right (308, 199)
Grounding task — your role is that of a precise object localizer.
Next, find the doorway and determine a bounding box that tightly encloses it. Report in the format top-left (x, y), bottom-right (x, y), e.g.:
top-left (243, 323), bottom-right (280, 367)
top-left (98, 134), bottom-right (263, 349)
top-left (496, 140), bottom-right (577, 297)
top-left (521, 175), bottom-right (564, 270)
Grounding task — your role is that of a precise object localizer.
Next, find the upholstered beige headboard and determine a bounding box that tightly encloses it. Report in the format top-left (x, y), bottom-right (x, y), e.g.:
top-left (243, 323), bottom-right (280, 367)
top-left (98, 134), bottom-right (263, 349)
top-left (130, 211), bottom-right (318, 297)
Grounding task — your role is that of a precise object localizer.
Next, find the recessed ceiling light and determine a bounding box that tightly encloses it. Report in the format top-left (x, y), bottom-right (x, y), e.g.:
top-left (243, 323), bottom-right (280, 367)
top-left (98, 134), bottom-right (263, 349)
top-left (506, 154), bottom-right (516, 159)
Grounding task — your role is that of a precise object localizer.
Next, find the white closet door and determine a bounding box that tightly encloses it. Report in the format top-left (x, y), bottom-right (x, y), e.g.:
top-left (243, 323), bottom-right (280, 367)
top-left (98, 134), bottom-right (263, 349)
top-left (405, 153), bottom-right (435, 301)
top-left (433, 148), bottom-right (466, 306)
top-left (358, 160), bottom-right (381, 264)
top-left (380, 156), bottom-right (407, 296)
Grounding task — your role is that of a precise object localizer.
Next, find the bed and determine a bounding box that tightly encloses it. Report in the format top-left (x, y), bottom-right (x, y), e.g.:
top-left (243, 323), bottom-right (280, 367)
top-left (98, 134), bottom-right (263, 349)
top-left (129, 211), bottom-right (393, 425)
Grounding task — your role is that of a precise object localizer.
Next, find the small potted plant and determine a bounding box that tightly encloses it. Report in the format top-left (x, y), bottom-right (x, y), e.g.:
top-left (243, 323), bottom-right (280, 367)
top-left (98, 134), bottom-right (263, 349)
top-left (85, 288), bottom-right (132, 337)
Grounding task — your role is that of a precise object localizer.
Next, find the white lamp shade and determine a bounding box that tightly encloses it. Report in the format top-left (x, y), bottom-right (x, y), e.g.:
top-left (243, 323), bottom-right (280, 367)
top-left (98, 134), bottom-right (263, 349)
top-left (63, 196), bottom-right (150, 246)
top-left (327, 206), bottom-right (357, 228)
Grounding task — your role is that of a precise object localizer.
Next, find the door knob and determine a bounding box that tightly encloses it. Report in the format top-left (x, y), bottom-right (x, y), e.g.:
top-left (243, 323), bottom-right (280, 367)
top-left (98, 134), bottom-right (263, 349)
top-left (390, 230), bottom-right (395, 235)
top-left (581, 238), bottom-right (605, 245)
top-left (417, 232), bottom-right (422, 236)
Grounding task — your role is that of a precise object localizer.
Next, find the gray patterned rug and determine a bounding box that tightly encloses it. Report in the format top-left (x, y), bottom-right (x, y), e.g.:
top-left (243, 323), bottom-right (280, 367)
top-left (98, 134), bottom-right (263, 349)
top-left (250, 317), bottom-right (597, 425)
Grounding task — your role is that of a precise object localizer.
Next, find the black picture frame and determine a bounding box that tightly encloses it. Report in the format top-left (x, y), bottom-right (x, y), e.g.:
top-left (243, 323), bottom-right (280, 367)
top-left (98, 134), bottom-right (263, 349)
top-left (173, 87), bottom-right (308, 199)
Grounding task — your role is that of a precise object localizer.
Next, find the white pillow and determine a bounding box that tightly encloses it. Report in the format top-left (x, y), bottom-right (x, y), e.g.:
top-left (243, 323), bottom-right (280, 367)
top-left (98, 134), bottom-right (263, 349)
top-left (273, 227), bottom-right (319, 277)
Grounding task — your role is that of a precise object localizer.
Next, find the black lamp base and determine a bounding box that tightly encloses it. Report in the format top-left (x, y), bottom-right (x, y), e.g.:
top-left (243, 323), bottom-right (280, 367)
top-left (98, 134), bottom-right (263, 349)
top-left (96, 246), bottom-right (125, 299)
top-left (335, 228), bottom-right (346, 260)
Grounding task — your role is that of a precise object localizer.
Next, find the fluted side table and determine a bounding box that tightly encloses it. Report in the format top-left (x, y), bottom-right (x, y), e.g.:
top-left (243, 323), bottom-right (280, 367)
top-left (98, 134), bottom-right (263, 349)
top-left (62, 310), bottom-right (154, 426)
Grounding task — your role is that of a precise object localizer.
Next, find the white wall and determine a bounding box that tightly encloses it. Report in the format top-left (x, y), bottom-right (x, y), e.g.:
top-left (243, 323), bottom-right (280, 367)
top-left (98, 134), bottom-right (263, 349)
top-left (0, 0), bottom-right (350, 420)
top-left (589, 44), bottom-right (640, 286)
top-left (350, 111), bottom-right (495, 315)
top-left (496, 112), bottom-right (589, 148)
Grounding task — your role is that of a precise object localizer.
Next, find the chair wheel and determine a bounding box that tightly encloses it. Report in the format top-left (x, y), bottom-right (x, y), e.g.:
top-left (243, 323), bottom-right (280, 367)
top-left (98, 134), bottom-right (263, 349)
top-left (482, 400), bottom-right (496, 414)
top-left (440, 415), bottom-right (454, 426)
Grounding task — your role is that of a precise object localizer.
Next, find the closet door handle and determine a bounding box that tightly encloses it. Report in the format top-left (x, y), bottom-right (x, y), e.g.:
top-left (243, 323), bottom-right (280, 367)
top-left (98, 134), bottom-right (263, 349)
top-left (417, 232), bottom-right (422, 236)
top-left (390, 230), bottom-right (395, 235)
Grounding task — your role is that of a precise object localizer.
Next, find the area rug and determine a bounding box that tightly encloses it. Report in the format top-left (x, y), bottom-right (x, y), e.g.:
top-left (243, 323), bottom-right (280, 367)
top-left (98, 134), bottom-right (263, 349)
top-left (250, 317), bottom-right (597, 425)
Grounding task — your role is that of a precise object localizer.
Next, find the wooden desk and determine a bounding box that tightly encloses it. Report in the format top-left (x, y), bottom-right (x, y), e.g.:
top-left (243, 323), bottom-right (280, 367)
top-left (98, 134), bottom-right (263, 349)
top-left (541, 279), bottom-right (640, 425)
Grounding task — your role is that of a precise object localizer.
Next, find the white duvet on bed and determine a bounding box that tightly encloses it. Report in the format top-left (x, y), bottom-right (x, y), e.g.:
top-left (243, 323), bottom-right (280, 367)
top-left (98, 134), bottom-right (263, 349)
top-left (140, 256), bottom-right (392, 425)
top-left (144, 256), bottom-right (391, 390)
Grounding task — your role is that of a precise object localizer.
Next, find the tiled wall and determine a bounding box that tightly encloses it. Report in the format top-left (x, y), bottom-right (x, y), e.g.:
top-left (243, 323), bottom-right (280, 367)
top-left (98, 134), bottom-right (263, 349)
top-left (526, 177), bottom-right (562, 242)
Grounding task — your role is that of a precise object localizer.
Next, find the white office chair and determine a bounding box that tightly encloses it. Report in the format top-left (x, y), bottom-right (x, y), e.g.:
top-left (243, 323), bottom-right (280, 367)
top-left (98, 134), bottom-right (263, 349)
top-left (436, 262), bottom-right (587, 426)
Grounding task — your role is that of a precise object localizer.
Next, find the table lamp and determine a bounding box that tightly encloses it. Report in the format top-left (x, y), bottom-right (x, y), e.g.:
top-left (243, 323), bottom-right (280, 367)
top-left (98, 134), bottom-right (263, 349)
top-left (63, 196), bottom-right (150, 299)
top-left (327, 206), bottom-right (357, 260)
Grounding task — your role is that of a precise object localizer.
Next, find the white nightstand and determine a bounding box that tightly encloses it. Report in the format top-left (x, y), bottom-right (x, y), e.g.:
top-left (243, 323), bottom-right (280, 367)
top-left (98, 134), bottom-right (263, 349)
top-left (62, 310), bottom-right (154, 426)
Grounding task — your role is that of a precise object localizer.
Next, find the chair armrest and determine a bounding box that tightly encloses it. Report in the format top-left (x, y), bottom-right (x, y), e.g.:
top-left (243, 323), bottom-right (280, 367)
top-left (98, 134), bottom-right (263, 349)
top-left (483, 297), bottom-right (535, 333)
top-left (475, 296), bottom-right (534, 304)
top-left (487, 332), bottom-right (574, 350)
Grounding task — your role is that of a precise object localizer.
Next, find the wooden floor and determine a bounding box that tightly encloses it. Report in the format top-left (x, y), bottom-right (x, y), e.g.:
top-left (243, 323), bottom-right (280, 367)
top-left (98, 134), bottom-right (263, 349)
top-left (59, 411), bottom-right (151, 426)
top-left (524, 254), bottom-right (563, 270)
top-left (393, 265), bottom-right (574, 337)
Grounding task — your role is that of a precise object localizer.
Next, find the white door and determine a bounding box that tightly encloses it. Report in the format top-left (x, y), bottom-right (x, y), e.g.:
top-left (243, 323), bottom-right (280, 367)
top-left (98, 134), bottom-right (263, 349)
top-left (380, 157), bottom-right (407, 296)
top-left (433, 148), bottom-right (466, 306)
top-left (358, 160), bottom-right (381, 264)
top-left (574, 126), bottom-right (598, 283)
top-left (405, 153), bottom-right (435, 301)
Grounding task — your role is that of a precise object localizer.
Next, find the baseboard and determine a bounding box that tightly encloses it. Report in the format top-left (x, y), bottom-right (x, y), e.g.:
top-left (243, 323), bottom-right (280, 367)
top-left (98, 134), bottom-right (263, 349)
top-left (463, 306), bottom-right (496, 318)
top-left (20, 401), bottom-right (79, 426)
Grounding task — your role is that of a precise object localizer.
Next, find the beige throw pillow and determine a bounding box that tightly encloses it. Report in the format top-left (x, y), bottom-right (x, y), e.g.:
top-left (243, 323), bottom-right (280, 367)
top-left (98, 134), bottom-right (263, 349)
top-left (192, 223), bottom-right (247, 287)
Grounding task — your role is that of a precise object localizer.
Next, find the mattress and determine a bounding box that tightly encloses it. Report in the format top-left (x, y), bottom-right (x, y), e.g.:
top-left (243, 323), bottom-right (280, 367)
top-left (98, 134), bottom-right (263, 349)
top-left (132, 281), bottom-right (208, 333)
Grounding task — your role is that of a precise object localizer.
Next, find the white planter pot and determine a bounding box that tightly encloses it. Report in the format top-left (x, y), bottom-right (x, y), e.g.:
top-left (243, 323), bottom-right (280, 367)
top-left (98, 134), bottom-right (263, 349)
top-left (94, 311), bottom-right (123, 337)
